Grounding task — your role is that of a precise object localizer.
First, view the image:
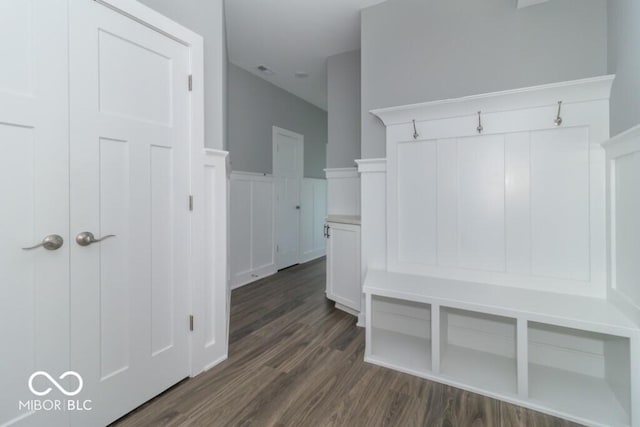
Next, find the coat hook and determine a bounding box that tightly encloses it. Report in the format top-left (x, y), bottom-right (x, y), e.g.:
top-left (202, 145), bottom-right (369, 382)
top-left (477, 111), bottom-right (483, 134)
top-left (554, 101), bottom-right (563, 126)
top-left (412, 119), bottom-right (419, 140)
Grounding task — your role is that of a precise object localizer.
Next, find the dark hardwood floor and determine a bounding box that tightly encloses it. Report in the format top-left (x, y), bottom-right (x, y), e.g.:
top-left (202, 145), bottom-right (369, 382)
top-left (114, 258), bottom-right (581, 427)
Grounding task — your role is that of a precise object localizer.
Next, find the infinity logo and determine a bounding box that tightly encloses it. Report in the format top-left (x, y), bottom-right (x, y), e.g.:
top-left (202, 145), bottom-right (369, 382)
top-left (28, 371), bottom-right (84, 397)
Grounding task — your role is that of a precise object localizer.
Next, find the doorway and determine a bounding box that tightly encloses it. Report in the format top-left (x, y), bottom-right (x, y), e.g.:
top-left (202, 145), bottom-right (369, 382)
top-left (273, 126), bottom-right (304, 270)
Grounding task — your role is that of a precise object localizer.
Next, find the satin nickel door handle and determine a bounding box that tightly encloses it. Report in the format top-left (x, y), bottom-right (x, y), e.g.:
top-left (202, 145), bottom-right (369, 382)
top-left (75, 232), bottom-right (116, 247)
top-left (22, 234), bottom-right (64, 251)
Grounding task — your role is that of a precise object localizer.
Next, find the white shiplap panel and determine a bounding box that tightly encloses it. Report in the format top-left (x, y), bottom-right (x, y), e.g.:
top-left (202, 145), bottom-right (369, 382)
top-left (397, 140), bottom-right (437, 265)
top-left (457, 135), bottom-right (505, 272)
top-left (436, 139), bottom-right (458, 267)
top-left (505, 132), bottom-right (532, 275)
top-left (531, 127), bottom-right (590, 282)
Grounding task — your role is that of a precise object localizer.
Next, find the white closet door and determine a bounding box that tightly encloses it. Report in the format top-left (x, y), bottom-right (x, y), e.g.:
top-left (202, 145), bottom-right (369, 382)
top-left (69, 1), bottom-right (191, 425)
top-left (0, 1), bottom-right (69, 426)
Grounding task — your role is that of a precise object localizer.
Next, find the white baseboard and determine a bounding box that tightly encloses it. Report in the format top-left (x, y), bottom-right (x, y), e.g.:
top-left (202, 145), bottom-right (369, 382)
top-left (231, 264), bottom-right (277, 290)
top-left (335, 302), bottom-right (360, 318)
top-left (301, 248), bottom-right (326, 264)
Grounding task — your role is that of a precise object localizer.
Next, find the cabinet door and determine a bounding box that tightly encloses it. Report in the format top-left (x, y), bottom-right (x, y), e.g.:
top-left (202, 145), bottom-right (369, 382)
top-left (326, 223), bottom-right (361, 312)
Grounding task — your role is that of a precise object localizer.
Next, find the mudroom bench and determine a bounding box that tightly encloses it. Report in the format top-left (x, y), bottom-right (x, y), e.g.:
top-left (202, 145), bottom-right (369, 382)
top-left (364, 269), bottom-right (640, 427)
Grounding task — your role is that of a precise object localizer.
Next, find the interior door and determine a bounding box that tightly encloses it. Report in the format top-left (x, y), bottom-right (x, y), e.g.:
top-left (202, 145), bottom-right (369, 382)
top-left (69, 1), bottom-right (191, 425)
top-left (273, 126), bottom-right (304, 270)
top-left (0, 1), bottom-right (70, 426)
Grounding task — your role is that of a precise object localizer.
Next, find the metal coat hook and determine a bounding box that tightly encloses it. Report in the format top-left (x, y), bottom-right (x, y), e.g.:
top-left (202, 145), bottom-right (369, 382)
top-left (477, 111), bottom-right (483, 134)
top-left (412, 120), bottom-right (419, 140)
top-left (554, 101), bottom-right (563, 126)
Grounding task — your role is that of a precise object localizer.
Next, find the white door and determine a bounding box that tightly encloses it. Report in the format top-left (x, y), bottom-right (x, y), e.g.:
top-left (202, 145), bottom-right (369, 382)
top-left (0, 1), bottom-right (70, 426)
top-left (273, 126), bottom-right (304, 270)
top-left (69, 1), bottom-right (191, 425)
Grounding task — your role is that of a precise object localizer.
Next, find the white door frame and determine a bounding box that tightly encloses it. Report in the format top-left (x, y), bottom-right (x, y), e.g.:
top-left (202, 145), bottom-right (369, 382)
top-left (273, 126), bottom-right (304, 270)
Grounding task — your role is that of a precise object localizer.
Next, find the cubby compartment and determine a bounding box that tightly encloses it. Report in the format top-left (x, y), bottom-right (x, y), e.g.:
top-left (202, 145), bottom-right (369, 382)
top-left (440, 308), bottom-right (518, 396)
top-left (369, 296), bottom-right (431, 375)
top-left (528, 322), bottom-right (631, 426)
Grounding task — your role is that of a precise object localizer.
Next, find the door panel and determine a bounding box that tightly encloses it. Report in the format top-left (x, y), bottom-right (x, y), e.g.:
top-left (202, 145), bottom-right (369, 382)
top-left (273, 127), bottom-right (303, 270)
top-left (0, 1), bottom-right (69, 426)
top-left (69, 1), bottom-right (190, 425)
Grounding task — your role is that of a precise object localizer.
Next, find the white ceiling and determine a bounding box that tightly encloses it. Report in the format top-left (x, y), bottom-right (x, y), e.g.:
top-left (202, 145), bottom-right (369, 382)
top-left (225, 0), bottom-right (387, 111)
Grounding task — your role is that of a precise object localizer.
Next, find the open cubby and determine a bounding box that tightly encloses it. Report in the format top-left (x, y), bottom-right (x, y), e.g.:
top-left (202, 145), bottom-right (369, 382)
top-left (370, 295), bottom-right (431, 375)
top-left (440, 307), bottom-right (518, 396)
top-left (528, 322), bottom-right (631, 426)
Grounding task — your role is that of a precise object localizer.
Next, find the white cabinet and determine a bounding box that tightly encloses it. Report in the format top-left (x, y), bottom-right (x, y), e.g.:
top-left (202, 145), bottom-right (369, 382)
top-left (325, 220), bottom-right (361, 315)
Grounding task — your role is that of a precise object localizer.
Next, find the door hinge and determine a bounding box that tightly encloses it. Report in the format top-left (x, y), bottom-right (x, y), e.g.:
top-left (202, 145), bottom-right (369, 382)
top-left (276, 244), bottom-right (279, 252)
top-left (189, 315), bottom-right (194, 332)
top-left (189, 195), bottom-right (194, 211)
top-left (188, 75), bottom-right (193, 91)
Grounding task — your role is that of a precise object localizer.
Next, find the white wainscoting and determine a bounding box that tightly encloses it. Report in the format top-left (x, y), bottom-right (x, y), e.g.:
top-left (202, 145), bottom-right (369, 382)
top-left (229, 171), bottom-right (276, 289)
top-left (301, 178), bottom-right (327, 263)
top-left (603, 124), bottom-right (640, 326)
top-left (325, 167), bottom-right (360, 216)
top-left (376, 76), bottom-right (613, 298)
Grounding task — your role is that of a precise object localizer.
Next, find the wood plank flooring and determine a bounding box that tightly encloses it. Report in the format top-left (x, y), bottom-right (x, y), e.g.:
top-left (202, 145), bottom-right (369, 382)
top-left (113, 258), bottom-right (582, 427)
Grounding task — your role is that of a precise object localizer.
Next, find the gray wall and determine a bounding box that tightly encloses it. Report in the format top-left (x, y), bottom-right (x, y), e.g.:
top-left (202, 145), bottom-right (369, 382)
top-left (227, 63), bottom-right (327, 178)
top-left (361, 0), bottom-right (608, 158)
top-left (608, 0), bottom-right (640, 136)
top-left (327, 50), bottom-right (361, 168)
top-left (138, 0), bottom-right (226, 150)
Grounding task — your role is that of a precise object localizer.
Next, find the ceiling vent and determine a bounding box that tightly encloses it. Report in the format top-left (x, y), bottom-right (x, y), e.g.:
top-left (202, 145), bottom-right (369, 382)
top-left (256, 65), bottom-right (274, 75)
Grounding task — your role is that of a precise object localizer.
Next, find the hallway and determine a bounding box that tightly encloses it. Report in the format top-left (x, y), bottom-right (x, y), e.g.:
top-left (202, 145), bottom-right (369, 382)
top-left (114, 258), bottom-right (580, 426)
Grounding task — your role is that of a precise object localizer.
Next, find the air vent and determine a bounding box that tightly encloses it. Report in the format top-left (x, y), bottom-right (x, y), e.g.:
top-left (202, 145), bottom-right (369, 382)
top-left (295, 71), bottom-right (309, 78)
top-left (257, 65), bottom-right (274, 75)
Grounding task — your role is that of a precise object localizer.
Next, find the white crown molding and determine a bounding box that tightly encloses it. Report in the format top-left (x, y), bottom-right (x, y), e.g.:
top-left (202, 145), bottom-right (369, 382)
top-left (370, 75), bottom-right (615, 127)
top-left (324, 167), bottom-right (359, 179)
top-left (355, 158), bottom-right (387, 173)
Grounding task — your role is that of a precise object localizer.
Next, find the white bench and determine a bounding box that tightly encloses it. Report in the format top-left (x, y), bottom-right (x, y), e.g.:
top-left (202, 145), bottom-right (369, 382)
top-left (364, 269), bottom-right (640, 427)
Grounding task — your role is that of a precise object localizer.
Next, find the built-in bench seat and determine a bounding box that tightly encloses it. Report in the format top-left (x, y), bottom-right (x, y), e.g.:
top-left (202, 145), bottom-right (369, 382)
top-left (363, 269), bottom-right (640, 427)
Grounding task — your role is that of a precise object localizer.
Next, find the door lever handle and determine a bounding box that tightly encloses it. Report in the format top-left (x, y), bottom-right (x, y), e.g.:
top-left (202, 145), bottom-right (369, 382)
top-left (22, 234), bottom-right (64, 251)
top-left (76, 232), bottom-right (116, 247)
